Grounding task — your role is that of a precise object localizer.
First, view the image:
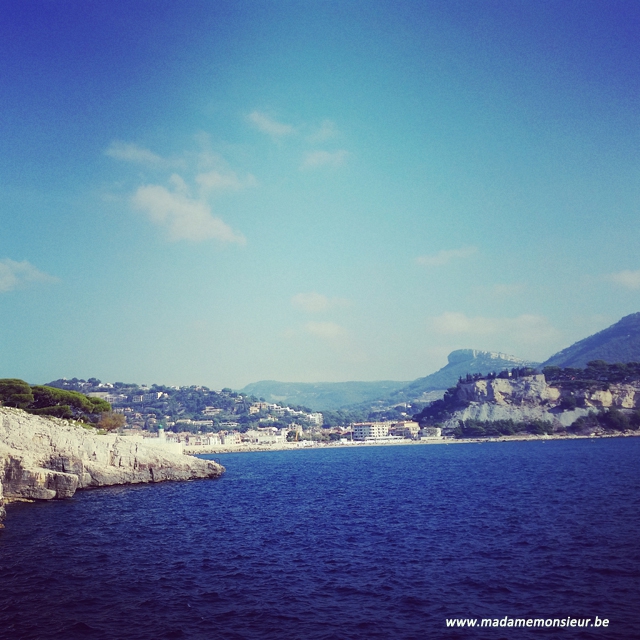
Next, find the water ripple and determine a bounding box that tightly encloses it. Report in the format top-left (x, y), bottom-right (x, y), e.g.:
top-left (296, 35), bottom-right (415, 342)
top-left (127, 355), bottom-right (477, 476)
top-left (1, 439), bottom-right (639, 639)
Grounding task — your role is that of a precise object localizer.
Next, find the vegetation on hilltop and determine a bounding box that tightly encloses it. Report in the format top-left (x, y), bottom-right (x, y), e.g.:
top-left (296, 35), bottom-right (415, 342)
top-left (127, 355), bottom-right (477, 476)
top-left (43, 378), bottom-right (329, 431)
top-left (0, 379), bottom-right (110, 422)
top-left (542, 360), bottom-right (640, 386)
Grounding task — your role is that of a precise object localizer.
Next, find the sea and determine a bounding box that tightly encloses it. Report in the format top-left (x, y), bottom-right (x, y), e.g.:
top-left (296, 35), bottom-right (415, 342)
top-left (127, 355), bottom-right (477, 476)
top-left (1, 438), bottom-right (639, 640)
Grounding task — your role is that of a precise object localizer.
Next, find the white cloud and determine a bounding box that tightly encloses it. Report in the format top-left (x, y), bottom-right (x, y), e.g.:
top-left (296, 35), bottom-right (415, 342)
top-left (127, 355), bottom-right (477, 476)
top-left (131, 184), bottom-right (245, 244)
top-left (247, 111), bottom-right (295, 137)
top-left (607, 270), bottom-right (640, 290)
top-left (105, 141), bottom-right (169, 167)
top-left (305, 321), bottom-right (348, 341)
top-left (416, 246), bottom-right (477, 267)
top-left (307, 119), bottom-right (339, 143)
top-left (430, 312), bottom-right (559, 344)
top-left (107, 139), bottom-right (251, 244)
top-left (300, 150), bottom-right (350, 170)
top-left (195, 169), bottom-right (257, 193)
top-left (0, 259), bottom-right (58, 293)
top-left (291, 292), bottom-right (350, 314)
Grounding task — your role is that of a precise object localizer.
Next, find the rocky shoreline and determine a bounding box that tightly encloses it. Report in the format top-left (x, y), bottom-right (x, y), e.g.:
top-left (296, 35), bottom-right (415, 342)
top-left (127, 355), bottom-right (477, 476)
top-left (0, 407), bottom-right (225, 526)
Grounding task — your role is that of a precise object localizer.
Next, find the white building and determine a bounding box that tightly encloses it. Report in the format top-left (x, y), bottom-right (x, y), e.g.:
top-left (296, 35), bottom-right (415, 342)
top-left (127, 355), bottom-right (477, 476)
top-left (352, 422), bottom-right (390, 441)
top-left (244, 428), bottom-right (286, 445)
top-left (87, 392), bottom-right (127, 406)
top-left (389, 421), bottom-right (420, 439)
top-left (308, 412), bottom-right (324, 427)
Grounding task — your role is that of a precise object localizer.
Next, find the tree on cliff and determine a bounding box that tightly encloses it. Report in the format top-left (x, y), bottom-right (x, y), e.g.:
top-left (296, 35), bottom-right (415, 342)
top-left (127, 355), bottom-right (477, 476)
top-left (0, 379), bottom-right (34, 409)
top-left (30, 385), bottom-right (110, 420)
top-left (97, 412), bottom-right (126, 432)
top-left (0, 379), bottom-right (110, 422)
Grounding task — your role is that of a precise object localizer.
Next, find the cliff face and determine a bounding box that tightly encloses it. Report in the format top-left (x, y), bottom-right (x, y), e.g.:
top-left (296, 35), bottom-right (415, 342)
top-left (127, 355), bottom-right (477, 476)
top-left (456, 374), bottom-right (560, 405)
top-left (0, 408), bottom-right (224, 524)
top-left (442, 375), bottom-right (640, 430)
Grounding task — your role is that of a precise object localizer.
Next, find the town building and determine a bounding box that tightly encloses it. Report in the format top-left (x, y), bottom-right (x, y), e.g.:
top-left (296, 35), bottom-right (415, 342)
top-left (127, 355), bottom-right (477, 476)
top-left (352, 422), bottom-right (391, 441)
top-left (389, 420), bottom-right (420, 439)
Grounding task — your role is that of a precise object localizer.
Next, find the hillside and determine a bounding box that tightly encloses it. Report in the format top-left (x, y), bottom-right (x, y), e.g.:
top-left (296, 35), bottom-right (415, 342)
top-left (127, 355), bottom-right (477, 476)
top-left (386, 349), bottom-right (538, 403)
top-left (239, 380), bottom-right (409, 411)
top-left (240, 351), bottom-right (537, 413)
top-left (413, 366), bottom-right (640, 438)
top-left (543, 313), bottom-right (640, 368)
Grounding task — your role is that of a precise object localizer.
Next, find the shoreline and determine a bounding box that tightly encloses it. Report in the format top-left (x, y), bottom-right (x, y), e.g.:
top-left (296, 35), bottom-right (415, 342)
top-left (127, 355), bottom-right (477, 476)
top-left (186, 430), bottom-right (640, 456)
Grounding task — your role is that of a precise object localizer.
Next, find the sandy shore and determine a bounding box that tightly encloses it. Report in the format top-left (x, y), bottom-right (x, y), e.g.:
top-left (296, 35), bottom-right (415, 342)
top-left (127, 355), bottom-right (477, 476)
top-left (184, 431), bottom-right (640, 456)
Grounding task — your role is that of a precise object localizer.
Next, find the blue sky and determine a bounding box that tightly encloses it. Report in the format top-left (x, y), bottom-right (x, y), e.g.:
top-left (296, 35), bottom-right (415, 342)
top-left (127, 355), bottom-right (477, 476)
top-left (1, 1), bottom-right (639, 389)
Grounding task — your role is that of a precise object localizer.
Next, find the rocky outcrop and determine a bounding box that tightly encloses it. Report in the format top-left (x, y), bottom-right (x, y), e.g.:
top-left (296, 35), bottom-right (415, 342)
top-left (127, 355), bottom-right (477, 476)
top-left (389, 349), bottom-right (539, 403)
top-left (441, 374), bottom-right (640, 430)
top-left (0, 408), bottom-right (224, 524)
top-left (455, 374), bottom-right (560, 406)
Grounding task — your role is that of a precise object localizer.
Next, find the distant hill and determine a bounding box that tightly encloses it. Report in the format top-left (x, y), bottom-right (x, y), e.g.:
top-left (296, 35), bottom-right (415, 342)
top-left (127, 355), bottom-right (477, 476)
top-left (387, 349), bottom-right (538, 403)
top-left (543, 313), bottom-right (640, 368)
top-left (241, 350), bottom-right (536, 411)
top-left (239, 380), bottom-right (410, 411)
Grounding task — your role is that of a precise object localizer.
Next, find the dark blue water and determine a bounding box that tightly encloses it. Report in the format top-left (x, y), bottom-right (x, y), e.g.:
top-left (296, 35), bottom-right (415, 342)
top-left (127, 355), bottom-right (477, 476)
top-left (1, 439), bottom-right (639, 640)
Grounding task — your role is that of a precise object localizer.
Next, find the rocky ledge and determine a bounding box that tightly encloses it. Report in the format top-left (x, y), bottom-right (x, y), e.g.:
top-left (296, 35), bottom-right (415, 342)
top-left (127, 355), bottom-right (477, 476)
top-left (440, 374), bottom-right (640, 430)
top-left (0, 407), bottom-right (224, 525)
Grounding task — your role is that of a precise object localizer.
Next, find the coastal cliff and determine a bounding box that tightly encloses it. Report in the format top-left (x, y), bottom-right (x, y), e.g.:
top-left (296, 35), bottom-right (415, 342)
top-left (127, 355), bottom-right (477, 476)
top-left (438, 374), bottom-right (640, 430)
top-left (0, 407), bottom-right (224, 524)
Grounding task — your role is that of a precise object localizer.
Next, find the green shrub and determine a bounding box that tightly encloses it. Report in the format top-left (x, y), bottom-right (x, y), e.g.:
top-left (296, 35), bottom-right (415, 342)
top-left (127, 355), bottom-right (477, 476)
top-left (0, 379), bottom-right (34, 409)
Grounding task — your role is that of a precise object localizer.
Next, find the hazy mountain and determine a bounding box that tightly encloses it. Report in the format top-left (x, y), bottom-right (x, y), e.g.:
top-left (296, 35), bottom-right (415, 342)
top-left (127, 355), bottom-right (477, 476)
top-left (239, 380), bottom-right (410, 411)
top-left (386, 349), bottom-right (539, 403)
top-left (543, 312), bottom-right (640, 368)
top-left (241, 350), bottom-right (535, 411)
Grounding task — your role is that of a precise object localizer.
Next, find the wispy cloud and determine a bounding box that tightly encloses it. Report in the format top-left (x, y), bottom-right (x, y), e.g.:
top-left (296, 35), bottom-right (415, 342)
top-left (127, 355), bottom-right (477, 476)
top-left (606, 270), bottom-right (640, 290)
top-left (0, 259), bottom-right (58, 293)
top-left (291, 292), bottom-right (350, 314)
top-left (416, 246), bottom-right (477, 267)
top-left (247, 111), bottom-right (295, 137)
top-left (105, 141), bottom-right (173, 167)
top-left (131, 182), bottom-right (245, 244)
top-left (195, 169), bottom-right (257, 193)
top-left (107, 140), bottom-right (249, 244)
top-left (300, 150), bottom-right (349, 170)
top-left (307, 119), bottom-right (339, 143)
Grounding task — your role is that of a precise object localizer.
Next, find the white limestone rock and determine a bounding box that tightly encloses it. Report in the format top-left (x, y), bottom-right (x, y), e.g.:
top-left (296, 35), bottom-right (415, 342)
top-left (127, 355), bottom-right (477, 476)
top-left (0, 407), bottom-right (224, 522)
top-left (441, 374), bottom-right (640, 431)
top-left (456, 375), bottom-right (561, 406)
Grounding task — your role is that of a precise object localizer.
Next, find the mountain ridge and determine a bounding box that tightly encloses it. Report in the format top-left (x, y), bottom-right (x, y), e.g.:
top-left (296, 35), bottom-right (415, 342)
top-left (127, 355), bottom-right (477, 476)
top-left (543, 313), bottom-right (640, 368)
top-left (241, 313), bottom-right (640, 411)
top-left (240, 349), bottom-right (537, 411)
top-left (239, 379), bottom-right (410, 411)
